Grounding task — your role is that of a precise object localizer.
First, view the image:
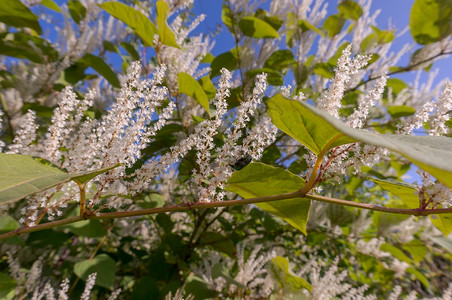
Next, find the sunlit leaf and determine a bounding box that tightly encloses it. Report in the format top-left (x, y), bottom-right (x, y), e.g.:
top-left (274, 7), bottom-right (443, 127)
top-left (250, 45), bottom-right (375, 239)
top-left (100, 1), bottom-right (157, 47)
top-left (271, 257), bottom-right (312, 292)
top-left (238, 16), bottom-right (280, 39)
top-left (178, 72), bottom-right (209, 112)
top-left (410, 0), bottom-right (452, 44)
top-left (338, 0), bottom-right (363, 21)
top-left (156, 0), bottom-right (179, 48)
top-left (68, 0), bottom-right (86, 25)
top-left (227, 162), bottom-right (310, 234)
top-left (0, 154), bottom-right (119, 204)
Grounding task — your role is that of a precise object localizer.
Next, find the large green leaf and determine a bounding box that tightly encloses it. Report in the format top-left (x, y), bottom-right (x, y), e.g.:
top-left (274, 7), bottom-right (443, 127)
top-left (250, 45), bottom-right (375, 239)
top-left (156, 0), bottom-right (179, 48)
top-left (372, 178), bottom-right (418, 208)
top-left (0, 272), bottom-right (16, 300)
top-left (410, 0), bottom-right (452, 44)
top-left (178, 72), bottom-right (209, 113)
top-left (267, 94), bottom-right (356, 155)
top-left (227, 162), bottom-right (310, 234)
top-left (81, 54), bottom-right (120, 88)
top-left (0, 0), bottom-right (42, 34)
top-left (74, 254), bottom-right (116, 289)
top-left (0, 154), bottom-right (119, 204)
top-left (323, 14), bottom-right (346, 37)
top-left (238, 16), bottom-right (280, 39)
top-left (268, 94), bottom-right (452, 189)
top-left (100, 1), bottom-right (157, 47)
top-left (430, 213), bottom-right (452, 236)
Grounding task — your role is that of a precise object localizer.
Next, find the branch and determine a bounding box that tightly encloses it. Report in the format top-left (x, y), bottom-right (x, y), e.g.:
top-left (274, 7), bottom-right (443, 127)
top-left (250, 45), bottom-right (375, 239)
top-left (1, 190), bottom-right (451, 241)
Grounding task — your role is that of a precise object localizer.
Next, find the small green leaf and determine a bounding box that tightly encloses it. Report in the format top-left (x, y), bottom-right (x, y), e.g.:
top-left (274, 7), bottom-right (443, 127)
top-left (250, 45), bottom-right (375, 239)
top-left (402, 239), bottom-right (427, 263)
top-left (323, 14), bottom-right (346, 37)
top-left (387, 105), bottom-right (417, 118)
top-left (201, 52), bottom-right (215, 63)
top-left (380, 243), bottom-right (412, 263)
top-left (372, 178), bottom-right (418, 208)
top-left (100, 1), bottom-right (157, 47)
top-left (68, 0), bottom-right (86, 25)
top-left (264, 50), bottom-right (295, 70)
top-left (0, 216), bottom-right (19, 234)
top-left (429, 213), bottom-right (452, 236)
top-left (74, 254), bottom-right (116, 289)
top-left (81, 54), bottom-right (120, 88)
top-left (178, 72), bottom-right (209, 112)
top-left (0, 154), bottom-right (120, 204)
top-left (222, 3), bottom-right (235, 32)
top-left (406, 267), bottom-right (429, 288)
top-left (198, 75), bottom-right (216, 100)
top-left (156, 0), bottom-right (179, 48)
top-left (227, 162), bottom-right (310, 234)
top-left (210, 50), bottom-right (239, 78)
top-left (0, 0), bottom-right (42, 34)
top-left (338, 0), bottom-right (363, 20)
top-left (238, 16), bottom-right (280, 39)
top-left (120, 42), bottom-right (140, 60)
top-left (298, 19), bottom-right (325, 37)
top-left (410, 0), bottom-right (452, 45)
top-left (313, 62), bottom-right (335, 78)
top-left (41, 0), bottom-right (61, 12)
top-left (271, 257), bottom-right (312, 292)
top-left (199, 232), bottom-right (235, 257)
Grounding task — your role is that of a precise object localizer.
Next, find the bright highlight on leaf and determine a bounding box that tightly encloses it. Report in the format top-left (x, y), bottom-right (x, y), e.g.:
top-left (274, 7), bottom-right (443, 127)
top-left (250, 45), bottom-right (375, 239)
top-left (239, 16), bottom-right (280, 39)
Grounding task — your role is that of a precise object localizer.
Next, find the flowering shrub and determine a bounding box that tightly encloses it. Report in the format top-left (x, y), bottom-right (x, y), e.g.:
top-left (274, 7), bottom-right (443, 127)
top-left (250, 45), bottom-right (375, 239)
top-left (0, 0), bottom-right (452, 298)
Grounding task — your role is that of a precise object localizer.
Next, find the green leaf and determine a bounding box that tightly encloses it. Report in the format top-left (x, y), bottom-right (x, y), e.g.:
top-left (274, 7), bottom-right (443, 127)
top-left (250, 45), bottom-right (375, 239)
top-left (406, 267), bottom-right (429, 288)
top-left (221, 3), bottom-right (235, 33)
top-left (198, 76), bottom-right (216, 100)
top-left (313, 62), bottom-right (335, 79)
top-left (210, 50), bottom-right (239, 78)
top-left (410, 0), bottom-right (452, 45)
top-left (267, 94), bottom-right (355, 155)
top-left (264, 50), bottom-right (295, 70)
top-left (0, 272), bottom-right (16, 300)
top-left (271, 257), bottom-right (312, 292)
top-left (199, 232), bottom-right (235, 257)
top-left (380, 243), bottom-right (412, 263)
top-left (81, 53), bottom-right (120, 88)
top-left (238, 16), bottom-right (280, 39)
top-left (338, 0), bottom-right (363, 20)
top-left (227, 162), bottom-right (310, 234)
top-left (0, 216), bottom-right (19, 234)
top-left (185, 275), bottom-right (219, 299)
top-left (402, 239), bottom-right (427, 263)
top-left (268, 95), bottom-right (452, 189)
top-left (62, 220), bottom-right (108, 237)
top-left (372, 178), bottom-right (418, 208)
top-left (120, 42), bottom-right (140, 60)
top-left (387, 105), bottom-right (417, 118)
top-left (156, 0), bottom-right (179, 48)
top-left (298, 20), bottom-right (325, 37)
top-left (178, 72), bottom-right (209, 112)
top-left (246, 68), bottom-right (284, 86)
top-left (100, 1), bottom-right (157, 47)
top-left (0, 154), bottom-right (119, 205)
top-left (68, 0), bottom-right (86, 25)
top-left (0, 0), bottom-right (42, 34)
top-left (41, 0), bottom-right (61, 13)
top-left (323, 14), bottom-right (346, 37)
top-left (0, 32), bottom-right (59, 63)
top-left (74, 254), bottom-right (116, 289)
top-left (429, 213), bottom-right (452, 236)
